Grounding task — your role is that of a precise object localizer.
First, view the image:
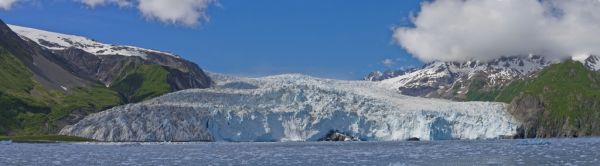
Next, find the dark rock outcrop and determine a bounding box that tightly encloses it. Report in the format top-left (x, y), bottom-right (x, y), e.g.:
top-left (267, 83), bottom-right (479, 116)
top-left (52, 48), bottom-right (212, 90)
top-left (319, 130), bottom-right (358, 141)
top-left (509, 94), bottom-right (600, 138)
top-left (508, 95), bottom-right (545, 138)
top-left (407, 137), bottom-right (420, 141)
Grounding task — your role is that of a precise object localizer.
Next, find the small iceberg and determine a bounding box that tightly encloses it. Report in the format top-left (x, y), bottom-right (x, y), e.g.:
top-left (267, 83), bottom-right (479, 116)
top-left (517, 140), bottom-right (551, 146)
top-left (1, 140), bottom-right (12, 145)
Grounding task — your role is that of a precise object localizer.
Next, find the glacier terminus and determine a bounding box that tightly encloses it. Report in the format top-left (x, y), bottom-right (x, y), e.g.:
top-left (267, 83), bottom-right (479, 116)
top-left (60, 74), bottom-right (520, 142)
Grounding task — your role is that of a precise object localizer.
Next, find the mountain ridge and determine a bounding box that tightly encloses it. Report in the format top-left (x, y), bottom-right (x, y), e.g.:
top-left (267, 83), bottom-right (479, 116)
top-left (8, 24), bottom-right (212, 91)
top-left (0, 20), bottom-right (212, 135)
top-left (368, 55), bottom-right (552, 101)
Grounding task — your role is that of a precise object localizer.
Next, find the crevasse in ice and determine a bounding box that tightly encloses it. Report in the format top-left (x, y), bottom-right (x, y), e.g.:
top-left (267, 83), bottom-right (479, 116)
top-left (60, 74), bottom-right (519, 142)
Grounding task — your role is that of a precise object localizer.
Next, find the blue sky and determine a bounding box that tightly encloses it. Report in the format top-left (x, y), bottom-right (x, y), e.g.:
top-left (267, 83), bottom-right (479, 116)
top-left (0, 0), bottom-right (423, 80)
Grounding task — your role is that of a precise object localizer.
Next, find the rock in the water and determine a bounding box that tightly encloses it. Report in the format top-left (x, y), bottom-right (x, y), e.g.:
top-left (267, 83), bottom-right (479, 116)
top-left (407, 137), bottom-right (420, 141)
top-left (319, 130), bottom-right (358, 141)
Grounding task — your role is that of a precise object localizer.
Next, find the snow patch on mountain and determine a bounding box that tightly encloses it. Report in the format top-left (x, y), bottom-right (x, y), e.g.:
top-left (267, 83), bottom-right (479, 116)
top-left (364, 68), bottom-right (418, 81)
top-left (8, 25), bottom-right (178, 59)
top-left (373, 56), bottom-right (553, 98)
top-left (60, 74), bottom-right (519, 142)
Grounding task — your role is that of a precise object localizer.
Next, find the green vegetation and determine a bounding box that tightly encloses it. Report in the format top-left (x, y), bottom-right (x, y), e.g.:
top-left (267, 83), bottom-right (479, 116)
top-left (111, 64), bottom-right (171, 103)
top-left (0, 135), bottom-right (95, 142)
top-left (495, 61), bottom-right (600, 136)
top-left (0, 48), bottom-right (123, 135)
top-left (48, 86), bottom-right (122, 124)
top-left (1, 47), bottom-right (175, 136)
top-left (465, 76), bottom-right (501, 101)
top-left (0, 49), bottom-right (51, 135)
top-left (497, 61), bottom-right (600, 102)
top-left (497, 60), bottom-right (600, 111)
top-left (462, 61), bottom-right (600, 137)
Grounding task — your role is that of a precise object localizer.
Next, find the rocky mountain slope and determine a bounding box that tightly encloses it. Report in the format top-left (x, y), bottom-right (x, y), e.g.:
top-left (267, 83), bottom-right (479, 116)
top-left (577, 54), bottom-right (600, 71)
top-left (0, 20), bottom-right (211, 135)
top-left (9, 25), bottom-right (211, 102)
top-left (368, 56), bottom-right (553, 101)
top-left (0, 21), bottom-right (92, 92)
top-left (496, 60), bottom-right (600, 138)
top-left (60, 74), bottom-right (519, 142)
top-left (0, 19), bottom-right (121, 135)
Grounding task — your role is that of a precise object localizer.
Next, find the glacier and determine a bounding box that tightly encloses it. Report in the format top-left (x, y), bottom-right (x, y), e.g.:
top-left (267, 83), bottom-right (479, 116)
top-left (60, 74), bottom-right (519, 142)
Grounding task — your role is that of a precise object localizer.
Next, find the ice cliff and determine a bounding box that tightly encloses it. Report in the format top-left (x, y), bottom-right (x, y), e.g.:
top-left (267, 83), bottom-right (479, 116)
top-left (60, 74), bottom-right (519, 142)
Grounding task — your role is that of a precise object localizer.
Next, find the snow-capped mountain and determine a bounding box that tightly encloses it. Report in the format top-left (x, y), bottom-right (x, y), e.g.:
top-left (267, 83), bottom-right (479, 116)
top-left (370, 56), bottom-right (553, 99)
top-left (60, 74), bottom-right (519, 142)
top-left (573, 54), bottom-right (600, 71)
top-left (8, 25), bottom-right (177, 59)
top-left (8, 24), bottom-right (211, 90)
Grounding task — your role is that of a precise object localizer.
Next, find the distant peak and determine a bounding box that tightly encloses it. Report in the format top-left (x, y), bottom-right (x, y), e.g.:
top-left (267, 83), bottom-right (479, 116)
top-left (572, 54), bottom-right (591, 64)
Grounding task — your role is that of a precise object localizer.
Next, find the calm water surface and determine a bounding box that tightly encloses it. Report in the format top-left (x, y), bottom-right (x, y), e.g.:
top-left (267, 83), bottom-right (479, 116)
top-left (1, 138), bottom-right (600, 165)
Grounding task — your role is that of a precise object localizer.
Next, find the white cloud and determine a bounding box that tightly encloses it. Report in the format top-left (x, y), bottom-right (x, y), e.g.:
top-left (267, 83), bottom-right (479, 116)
top-left (394, 0), bottom-right (600, 62)
top-left (138, 0), bottom-right (215, 26)
top-left (0, 0), bottom-right (19, 10)
top-left (80, 0), bottom-right (131, 8)
top-left (79, 0), bottom-right (216, 26)
top-left (382, 58), bottom-right (396, 67)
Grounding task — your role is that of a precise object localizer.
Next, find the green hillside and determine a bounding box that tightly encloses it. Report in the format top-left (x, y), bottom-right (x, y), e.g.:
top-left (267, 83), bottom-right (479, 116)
top-left (496, 61), bottom-right (600, 137)
top-left (465, 60), bottom-right (600, 137)
top-left (0, 48), bottom-right (123, 135)
top-left (110, 64), bottom-right (172, 103)
top-left (0, 48), bottom-right (49, 134)
top-left (0, 48), bottom-right (175, 136)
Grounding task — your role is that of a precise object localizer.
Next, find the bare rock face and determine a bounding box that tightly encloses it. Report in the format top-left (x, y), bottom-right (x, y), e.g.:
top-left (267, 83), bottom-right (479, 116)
top-left (508, 94), bottom-right (600, 138)
top-left (53, 48), bottom-right (212, 90)
top-left (508, 95), bottom-right (545, 138)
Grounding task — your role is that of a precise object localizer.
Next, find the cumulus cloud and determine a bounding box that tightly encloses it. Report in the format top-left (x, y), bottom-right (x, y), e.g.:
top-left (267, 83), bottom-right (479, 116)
top-left (394, 0), bottom-right (600, 62)
top-left (382, 58), bottom-right (396, 67)
top-left (138, 0), bottom-right (215, 26)
top-left (79, 0), bottom-right (216, 26)
top-left (0, 0), bottom-right (19, 10)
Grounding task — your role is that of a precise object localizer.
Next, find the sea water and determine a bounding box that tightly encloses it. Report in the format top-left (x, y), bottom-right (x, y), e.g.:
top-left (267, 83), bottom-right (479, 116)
top-left (1, 138), bottom-right (600, 165)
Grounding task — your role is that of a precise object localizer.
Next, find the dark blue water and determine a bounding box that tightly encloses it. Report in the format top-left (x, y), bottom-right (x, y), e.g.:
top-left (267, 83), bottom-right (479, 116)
top-left (1, 138), bottom-right (600, 165)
